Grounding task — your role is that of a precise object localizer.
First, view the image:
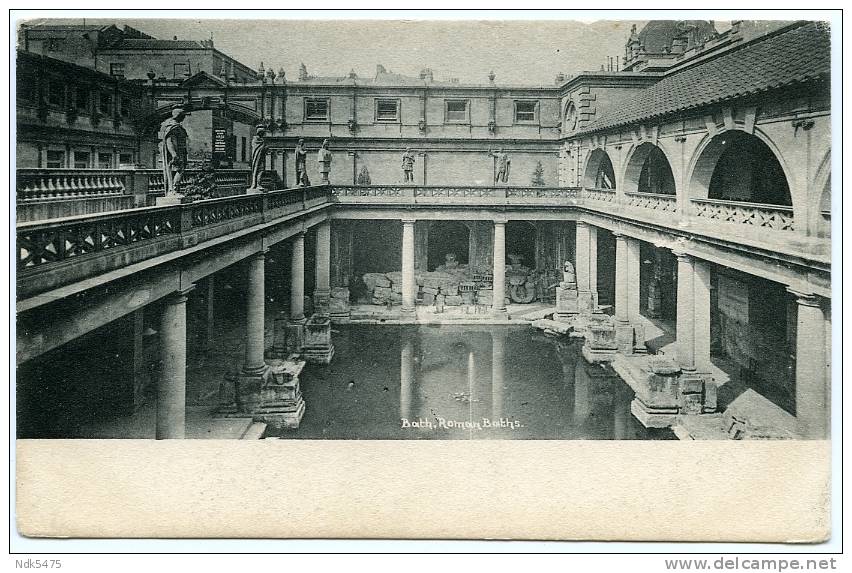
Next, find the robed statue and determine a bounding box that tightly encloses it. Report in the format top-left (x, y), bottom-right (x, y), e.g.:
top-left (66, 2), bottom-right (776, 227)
top-left (317, 139), bottom-right (333, 183)
top-left (158, 107), bottom-right (189, 196)
top-left (248, 125), bottom-right (269, 191)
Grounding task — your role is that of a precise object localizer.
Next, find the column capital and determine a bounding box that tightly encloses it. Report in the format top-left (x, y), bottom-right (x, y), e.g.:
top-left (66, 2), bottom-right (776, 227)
top-left (672, 250), bottom-right (693, 262)
top-left (167, 285), bottom-right (196, 304)
top-left (576, 220), bottom-right (590, 230)
top-left (787, 288), bottom-right (822, 307)
top-left (293, 230), bottom-right (306, 239)
top-left (401, 217), bottom-right (417, 225)
top-left (248, 249), bottom-right (269, 261)
top-left (493, 216), bottom-right (508, 226)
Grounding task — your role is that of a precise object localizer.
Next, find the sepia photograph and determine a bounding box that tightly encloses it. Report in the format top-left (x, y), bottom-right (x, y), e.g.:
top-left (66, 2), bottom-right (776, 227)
top-left (10, 7), bottom-right (840, 555)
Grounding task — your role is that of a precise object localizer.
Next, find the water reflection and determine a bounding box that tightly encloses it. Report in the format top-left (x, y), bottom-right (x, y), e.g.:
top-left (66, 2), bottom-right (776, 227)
top-left (288, 325), bottom-right (674, 440)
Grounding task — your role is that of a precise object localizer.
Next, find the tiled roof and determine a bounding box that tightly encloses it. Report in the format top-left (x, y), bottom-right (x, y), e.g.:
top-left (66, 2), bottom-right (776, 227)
top-left (580, 22), bottom-right (830, 134)
top-left (110, 39), bottom-right (206, 50)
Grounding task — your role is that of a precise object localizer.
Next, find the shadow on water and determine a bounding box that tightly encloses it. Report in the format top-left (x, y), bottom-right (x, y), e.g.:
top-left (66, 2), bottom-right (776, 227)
top-left (274, 324), bottom-right (675, 440)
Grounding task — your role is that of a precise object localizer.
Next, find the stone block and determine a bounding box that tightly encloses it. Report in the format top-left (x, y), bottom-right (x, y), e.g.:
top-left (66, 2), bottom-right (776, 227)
top-left (422, 286), bottom-right (439, 295)
top-left (363, 273), bottom-right (391, 291)
top-left (302, 315), bottom-right (335, 365)
top-left (422, 292), bottom-right (435, 305)
top-left (577, 291), bottom-right (596, 314)
top-left (615, 322), bottom-right (635, 354)
top-left (461, 291), bottom-right (475, 305)
top-left (556, 286), bottom-right (579, 317)
top-left (445, 295), bottom-right (463, 306)
top-left (372, 286), bottom-right (392, 300)
top-left (330, 286), bottom-right (350, 300)
top-left (329, 297), bottom-right (349, 314)
top-left (285, 322), bottom-right (305, 354)
top-left (441, 284), bottom-right (459, 296)
top-left (477, 294), bottom-right (493, 306)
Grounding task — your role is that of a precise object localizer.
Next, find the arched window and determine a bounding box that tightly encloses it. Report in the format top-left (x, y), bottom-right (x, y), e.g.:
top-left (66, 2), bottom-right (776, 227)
top-left (691, 131), bottom-right (791, 206)
top-left (637, 145), bottom-right (676, 195)
top-left (563, 101), bottom-right (577, 134)
top-left (583, 149), bottom-right (616, 189)
top-left (623, 142), bottom-right (676, 195)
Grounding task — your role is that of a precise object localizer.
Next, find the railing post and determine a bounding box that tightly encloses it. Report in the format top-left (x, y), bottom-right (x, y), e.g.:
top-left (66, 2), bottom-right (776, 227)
top-left (127, 169), bottom-right (150, 208)
top-left (177, 203), bottom-right (195, 248)
top-left (495, 187), bottom-right (507, 204)
top-left (405, 186), bottom-right (415, 200)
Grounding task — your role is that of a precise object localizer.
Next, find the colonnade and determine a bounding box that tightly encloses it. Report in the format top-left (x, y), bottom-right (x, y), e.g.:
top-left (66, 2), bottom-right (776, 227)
top-left (152, 218), bottom-right (332, 439)
top-left (151, 213), bottom-right (829, 439)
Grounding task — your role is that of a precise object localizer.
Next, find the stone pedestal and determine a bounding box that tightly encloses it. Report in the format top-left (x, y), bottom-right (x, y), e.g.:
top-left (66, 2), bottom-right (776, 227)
top-left (270, 313), bottom-right (289, 359)
top-left (218, 357), bottom-right (306, 430)
top-left (245, 187), bottom-right (265, 195)
top-left (286, 320), bottom-right (306, 354)
top-left (581, 315), bottom-right (618, 363)
top-left (615, 355), bottom-right (717, 429)
top-left (577, 290), bottom-right (597, 315)
top-left (555, 284), bottom-right (579, 320)
top-left (615, 321), bottom-right (636, 354)
top-left (329, 286), bottom-right (351, 324)
top-left (302, 314), bottom-right (335, 364)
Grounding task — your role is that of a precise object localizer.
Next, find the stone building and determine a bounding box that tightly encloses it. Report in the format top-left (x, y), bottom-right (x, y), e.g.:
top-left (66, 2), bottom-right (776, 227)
top-left (15, 48), bottom-right (156, 168)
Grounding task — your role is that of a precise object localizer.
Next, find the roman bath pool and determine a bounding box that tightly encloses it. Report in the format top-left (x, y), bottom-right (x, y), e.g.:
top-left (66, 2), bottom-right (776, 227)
top-left (272, 325), bottom-right (674, 440)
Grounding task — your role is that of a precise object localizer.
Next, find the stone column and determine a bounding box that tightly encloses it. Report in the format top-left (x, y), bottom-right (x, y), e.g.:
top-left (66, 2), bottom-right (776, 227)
top-left (204, 276), bottom-right (216, 352)
top-left (401, 218), bottom-right (416, 313)
top-left (614, 233), bottom-right (629, 323)
top-left (491, 329), bottom-right (506, 419)
top-left (244, 252), bottom-right (267, 373)
top-left (693, 259), bottom-right (712, 372)
top-left (157, 287), bottom-right (193, 439)
top-left (575, 222), bottom-right (591, 293)
top-left (492, 219), bottom-right (507, 313)
top-left (589, 225), bottom-right (598, 301)
top-left (314, 220), bottom-right (331, 312)
top-left (290, 232), bottom-right (306, 323)
top-left (789, 290), bottom-right (829, 439)
top-left (400, 339), bottom-right (414, 420)
top-left (675, 252), bottom-right (695, 371)
top-left (626, 237), bottom-right (641, 323)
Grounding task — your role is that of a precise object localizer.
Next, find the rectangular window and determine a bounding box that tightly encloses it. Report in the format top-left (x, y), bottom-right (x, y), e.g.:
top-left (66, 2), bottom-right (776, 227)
top-left (109, 63), bottom-right (125, 78)
top-left (241, 137), bottom-right (247, 162)
top-left (119, 152), bottom-right (133, 165)
top-left (174, 63), bottom-right (189, 78)
top-left (75, 87), bottom-right (89, 111)
top-left (445, 100), bottom-right (468, 123)
top-left (375, 99), bottom-right (399, 122)
top-left (46, 150), bottom-right (65, 168)
top-left (48, 81), bottom-right (64, 106)
top-left (514, 100), bottom-right (538, 123)
top-left (99, 93), bottom-right (112, 115)
top-left (304, 98), bottom-right (329, 121)
top-left (98, 153), bottom-right (113, 168)
top-left (120, 97), bottom-right (131, 117)
top-left (73, 151), bottom-right (90, 169)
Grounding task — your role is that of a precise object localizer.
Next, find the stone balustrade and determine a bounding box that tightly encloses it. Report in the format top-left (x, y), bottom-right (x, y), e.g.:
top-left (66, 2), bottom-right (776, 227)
top-left (691, 197), bottom-right (795, 232)
top-left (17, 185), bottom-right (332, 300)
top-left (16, 168), bottom-right (251, 222)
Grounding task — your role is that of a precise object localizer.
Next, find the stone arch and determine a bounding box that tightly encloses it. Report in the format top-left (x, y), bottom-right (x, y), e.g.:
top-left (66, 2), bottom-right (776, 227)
top-left (687, 129), bottom-right (792, 206)
top-left (622, 142), bottom-right (676, 196)
top-left (583, 148), bottom-right (616, 189)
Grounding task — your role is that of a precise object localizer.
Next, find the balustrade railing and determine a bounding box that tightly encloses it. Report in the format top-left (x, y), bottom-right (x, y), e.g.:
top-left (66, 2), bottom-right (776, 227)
top-left (16, 168), bottom-right (251, 203)
top-left (623, 191), bottom-right (678, 213)
top-left (17, 169), bottom-right (127, 201)
top-left (17, 185), bottom-right (332, 299)
top-left (691, 197), bottom-right (795, 231)
top-left (584, 187), bottom-right (617, 203)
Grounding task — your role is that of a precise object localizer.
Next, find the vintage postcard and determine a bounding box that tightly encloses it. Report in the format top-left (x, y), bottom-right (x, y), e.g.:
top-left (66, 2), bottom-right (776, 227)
top-left (12, 11), bottom-right (836, 544)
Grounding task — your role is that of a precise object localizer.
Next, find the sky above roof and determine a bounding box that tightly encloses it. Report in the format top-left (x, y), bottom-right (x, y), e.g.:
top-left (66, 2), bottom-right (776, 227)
top-left (23, 17), bottom-right (671, 85)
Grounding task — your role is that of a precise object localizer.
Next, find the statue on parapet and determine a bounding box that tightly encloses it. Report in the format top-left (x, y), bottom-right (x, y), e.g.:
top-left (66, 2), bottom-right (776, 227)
top-left (402, 147), bottom-right (416, 183)
top-left (294, 138), bottom-right (309, 186)
top-left (158, 107), bottom-right (189, 197)
top-left (317, 139), bottom-right (333, 183)
top-left (248, 125), bottom-right (269, 192)
top-left (488, 148), bottom-right (511, 185)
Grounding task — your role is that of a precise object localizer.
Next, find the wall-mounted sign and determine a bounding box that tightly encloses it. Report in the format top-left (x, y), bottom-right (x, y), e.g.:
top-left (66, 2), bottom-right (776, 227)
top-left (212, 128), bottom-right (227, 155)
